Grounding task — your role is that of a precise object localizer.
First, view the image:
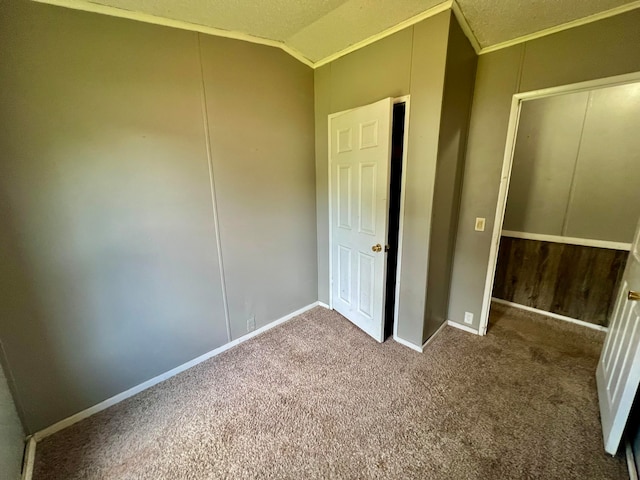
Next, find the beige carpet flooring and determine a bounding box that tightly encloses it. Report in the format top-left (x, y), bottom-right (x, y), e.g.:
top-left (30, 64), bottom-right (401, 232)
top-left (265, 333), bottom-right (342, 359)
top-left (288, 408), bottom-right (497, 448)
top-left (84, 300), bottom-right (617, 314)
top-left (34, 304), bottom-right (627, 479)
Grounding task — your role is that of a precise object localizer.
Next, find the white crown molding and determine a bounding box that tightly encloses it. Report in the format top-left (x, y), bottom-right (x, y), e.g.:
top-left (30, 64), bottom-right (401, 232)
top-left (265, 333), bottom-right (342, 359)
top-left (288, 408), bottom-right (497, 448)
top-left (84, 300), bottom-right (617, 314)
top-left (30, 0), bottom-right (640, 67)
top-left (312, 1), bottom-right (454, 68)
top-left (450, 1), bottom-right (481, 54)
top-left (32, 0), bottom-right (467, 68)
top-left (478, 0), bottom-right (640, 55)
top-left (31, 0), bottom-right (315, 67)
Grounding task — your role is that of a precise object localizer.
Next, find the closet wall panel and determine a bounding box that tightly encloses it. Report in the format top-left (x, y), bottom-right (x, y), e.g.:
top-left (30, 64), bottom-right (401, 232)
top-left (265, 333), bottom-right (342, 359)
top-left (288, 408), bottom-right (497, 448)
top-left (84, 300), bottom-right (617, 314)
top-left (564, 83), bottom-right (640, 243)
top-left (503, 92), bottom-right (588, 236)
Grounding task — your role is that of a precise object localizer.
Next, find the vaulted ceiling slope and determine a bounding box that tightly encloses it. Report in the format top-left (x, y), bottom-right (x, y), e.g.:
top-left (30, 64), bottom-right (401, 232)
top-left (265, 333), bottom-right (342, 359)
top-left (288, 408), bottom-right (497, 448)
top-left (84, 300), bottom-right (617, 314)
top-left (34, 0), bottom-right (640, 66)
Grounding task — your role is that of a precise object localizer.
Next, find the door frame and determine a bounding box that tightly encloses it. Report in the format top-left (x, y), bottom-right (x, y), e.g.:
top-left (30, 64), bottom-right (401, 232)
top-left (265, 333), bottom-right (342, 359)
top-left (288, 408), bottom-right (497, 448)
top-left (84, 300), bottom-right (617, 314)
top-left (478, 71), bottom-right (640, 336)
top-left (328, 95), bottom-right (411, 344)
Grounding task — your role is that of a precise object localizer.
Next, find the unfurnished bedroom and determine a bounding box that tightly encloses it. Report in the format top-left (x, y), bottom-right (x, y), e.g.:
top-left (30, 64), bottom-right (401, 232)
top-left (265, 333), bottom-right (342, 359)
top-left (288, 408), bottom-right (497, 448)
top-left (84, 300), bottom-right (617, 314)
top-left (1, 0), bottom-right (640, 479)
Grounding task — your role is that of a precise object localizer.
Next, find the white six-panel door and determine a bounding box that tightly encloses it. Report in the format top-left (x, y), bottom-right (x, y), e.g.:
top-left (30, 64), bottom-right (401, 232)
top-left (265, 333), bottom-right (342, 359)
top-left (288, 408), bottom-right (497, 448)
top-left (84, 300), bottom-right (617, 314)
top-left (597, 219), bottom-right (640, 454)
top-left (329, 98), bottom-right (393, 342)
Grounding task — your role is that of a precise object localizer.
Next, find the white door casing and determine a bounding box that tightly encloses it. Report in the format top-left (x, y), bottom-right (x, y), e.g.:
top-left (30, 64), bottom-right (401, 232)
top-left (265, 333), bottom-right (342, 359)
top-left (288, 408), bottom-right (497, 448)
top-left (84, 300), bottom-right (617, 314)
top-left (479, 72), bottom-right (640, 337)
top-left (329, 98), bottom-right (393, 342)
top-left (597, 218), bottom-right (640, 455)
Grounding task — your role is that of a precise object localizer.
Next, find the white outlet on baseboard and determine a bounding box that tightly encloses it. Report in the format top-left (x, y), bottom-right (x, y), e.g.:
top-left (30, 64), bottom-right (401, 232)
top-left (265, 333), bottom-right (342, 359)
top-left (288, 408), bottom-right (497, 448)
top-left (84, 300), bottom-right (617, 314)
top-left (464, 312), bottom-right (474, 325)
top-left (247, 315), bottom-right (255, 332)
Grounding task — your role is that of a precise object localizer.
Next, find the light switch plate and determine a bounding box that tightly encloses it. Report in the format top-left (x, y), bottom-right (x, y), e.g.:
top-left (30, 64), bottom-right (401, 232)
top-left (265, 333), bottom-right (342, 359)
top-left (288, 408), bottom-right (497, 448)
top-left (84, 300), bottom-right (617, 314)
top-left (475, 217), bottom-right (486, 232)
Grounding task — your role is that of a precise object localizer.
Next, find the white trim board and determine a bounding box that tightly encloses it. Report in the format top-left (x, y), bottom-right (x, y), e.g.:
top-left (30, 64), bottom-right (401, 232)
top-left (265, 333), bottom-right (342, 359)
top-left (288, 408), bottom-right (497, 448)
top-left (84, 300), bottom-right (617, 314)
top-left (393, 319), bottom-right (448, 353)
top-left (33, 301), bottom-right (325, 442)
top-left (21, 437), bottom-right (36, 480)
top-left (501, 230), bottom-right (632, 251)
top-left (447, 320), bottom-right (479, 335)
top-left (450, 1), bottom-right (481, 54)
top-left (31, 0), bottom-right (458, 68)
top-left (31, 0), bottom-right (640, 69)
top-left (491, 298), bottom-right (608, 333)
top-left (313, 1), bottom-right (458, 67)
top-left (627, 439), bottom-right (639, 480)
top-left (514, 71), bottom-right (640, 101)
top-left (477, 91), bottom-right (521, 337)
top-left (30, 0), bottom-right (315, 67)
top-left (393, 335), bottom-right (423, 353)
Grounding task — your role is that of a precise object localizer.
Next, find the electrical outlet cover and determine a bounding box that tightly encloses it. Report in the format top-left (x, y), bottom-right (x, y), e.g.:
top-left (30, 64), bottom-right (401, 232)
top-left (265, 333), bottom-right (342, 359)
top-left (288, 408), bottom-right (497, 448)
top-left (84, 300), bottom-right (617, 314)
top-left (464, 312), bottom-right (474, 325)
top-left (247, 316), bottom-right (256, 332)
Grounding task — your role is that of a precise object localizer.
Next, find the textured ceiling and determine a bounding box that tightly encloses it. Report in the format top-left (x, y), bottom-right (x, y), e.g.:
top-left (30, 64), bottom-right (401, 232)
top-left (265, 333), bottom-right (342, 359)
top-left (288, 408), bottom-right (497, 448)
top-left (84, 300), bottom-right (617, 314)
top-left (41, 0), bottom-right (640, 64)
top-left (286, 0), bottom-right (443, 62)
top-left (85, 0), bottom-right (351, 41)
top-left (458, 0), bottom-right (637, 46)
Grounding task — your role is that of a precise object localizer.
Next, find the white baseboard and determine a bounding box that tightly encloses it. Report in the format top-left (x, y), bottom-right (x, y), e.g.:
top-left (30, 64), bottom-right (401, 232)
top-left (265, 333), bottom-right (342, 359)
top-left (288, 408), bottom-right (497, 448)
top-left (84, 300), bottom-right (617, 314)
top-left (393, 334), bottom-right (423, 353)
top-left (447, 320), bottom-right (480, 335)
top-left (21, 437), bottom-right (36, 480)
top-left (491, 298), bottom-right (608, 333)
top-left (317, 301), bottom-right (331, 309)
top-left (627, 439), bottom-right (638, 480)
top-left (33, 301), bottom-right (321, 442)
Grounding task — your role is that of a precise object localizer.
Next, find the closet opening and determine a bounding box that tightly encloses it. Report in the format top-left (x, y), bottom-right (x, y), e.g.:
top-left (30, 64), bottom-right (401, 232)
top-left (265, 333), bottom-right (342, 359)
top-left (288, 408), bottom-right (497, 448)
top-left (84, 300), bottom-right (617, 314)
top-left (384, 101), bottom-right (406, 340)
top-left (479, 75), bottom-right (640, 336)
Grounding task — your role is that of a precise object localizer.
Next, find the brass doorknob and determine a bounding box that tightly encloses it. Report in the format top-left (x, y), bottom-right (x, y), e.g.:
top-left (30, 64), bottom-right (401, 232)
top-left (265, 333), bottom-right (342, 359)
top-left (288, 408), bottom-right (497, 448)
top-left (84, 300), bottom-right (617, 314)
top-left (371, 244), bottom-right (382, 253)
top-left (629, 291), bottom-right (640, 301)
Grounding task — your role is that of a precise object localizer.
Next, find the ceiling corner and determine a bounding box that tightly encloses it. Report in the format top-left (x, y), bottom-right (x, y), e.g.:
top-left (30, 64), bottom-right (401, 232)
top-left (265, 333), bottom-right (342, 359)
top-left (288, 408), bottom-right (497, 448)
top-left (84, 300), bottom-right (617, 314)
top-left (310, 1), bottom-right (455, 69)
top-left (450, 1), bottom-right (482, 54)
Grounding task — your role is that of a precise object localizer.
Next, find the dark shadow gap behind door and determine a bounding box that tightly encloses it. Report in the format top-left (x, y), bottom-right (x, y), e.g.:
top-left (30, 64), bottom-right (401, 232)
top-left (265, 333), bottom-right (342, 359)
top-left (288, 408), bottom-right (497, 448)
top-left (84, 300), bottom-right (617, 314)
top-left (384, 102), bottom-right (406, 339)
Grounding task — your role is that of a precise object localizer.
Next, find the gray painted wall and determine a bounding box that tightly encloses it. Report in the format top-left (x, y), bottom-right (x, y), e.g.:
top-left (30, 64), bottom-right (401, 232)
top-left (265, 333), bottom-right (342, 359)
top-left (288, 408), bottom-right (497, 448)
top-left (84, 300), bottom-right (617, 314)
top-left (504, 92), bottom-right (589, 235)
top-left (200, 36), bottom-right (317, 340)
top-left (564, 83), bottom-right (640, 243)
top-left (0, 354), bottom-right (24, 480)
top-left (448, 9), bottom-right (640, 330)
top-left (0, 1), bottom-right (316, 433)
top-left (504, 83), bottom-right (640, 243)
top-left (423, 17), bottom-right (477, 342)
top-left (314, 12), bottom-right (451, 347)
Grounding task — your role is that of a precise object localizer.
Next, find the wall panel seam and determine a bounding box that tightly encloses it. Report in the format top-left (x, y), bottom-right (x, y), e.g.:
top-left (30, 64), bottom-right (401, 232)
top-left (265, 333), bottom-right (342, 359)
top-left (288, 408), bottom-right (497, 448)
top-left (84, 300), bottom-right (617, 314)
top-left (516, 42), bottom-right (526, 93)
top-left (196, 33), bottom-right (232, 342)
top-left (408, 26), bottom-right (415, 93)
top-left (560, 91), bottom-right (591, 236)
